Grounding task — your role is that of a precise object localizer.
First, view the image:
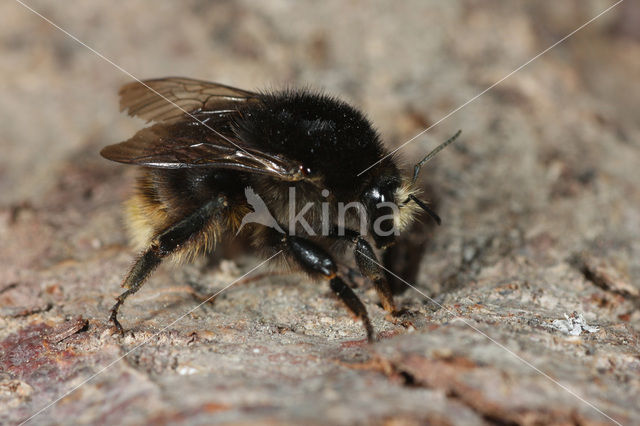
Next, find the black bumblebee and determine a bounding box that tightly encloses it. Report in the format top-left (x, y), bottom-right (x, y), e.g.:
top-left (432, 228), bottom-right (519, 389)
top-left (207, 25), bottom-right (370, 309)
top-left (101, 77), bottom-right (459, 341)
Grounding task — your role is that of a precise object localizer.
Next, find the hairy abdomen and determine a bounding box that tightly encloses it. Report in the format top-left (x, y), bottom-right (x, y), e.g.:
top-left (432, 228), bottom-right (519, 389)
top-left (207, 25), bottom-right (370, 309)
top-left (124, 168), bottom-right (249, 262)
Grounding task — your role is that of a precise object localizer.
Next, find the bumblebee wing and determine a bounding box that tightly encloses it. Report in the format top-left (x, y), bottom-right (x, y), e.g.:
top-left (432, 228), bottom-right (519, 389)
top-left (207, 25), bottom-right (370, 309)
top-left (101, 118), bottom-right (306, 180)
top-left (119, 77), bottom-right (259, 123)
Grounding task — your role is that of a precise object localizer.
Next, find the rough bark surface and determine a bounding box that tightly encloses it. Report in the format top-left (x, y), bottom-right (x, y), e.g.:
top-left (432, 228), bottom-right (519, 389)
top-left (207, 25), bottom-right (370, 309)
top-left (1, 1), bottom-right (639, 425)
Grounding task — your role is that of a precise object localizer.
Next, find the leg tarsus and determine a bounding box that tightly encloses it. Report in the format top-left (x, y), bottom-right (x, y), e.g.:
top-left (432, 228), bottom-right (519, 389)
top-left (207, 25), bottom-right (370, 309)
top-left (109, 288), bottom-right (136, 336)
top-left (109, 250), bottom-right (162, 335)
top-left (109, 303), bottom-right (124, 336)
top-left (109, 298), bottom-right (125, 336)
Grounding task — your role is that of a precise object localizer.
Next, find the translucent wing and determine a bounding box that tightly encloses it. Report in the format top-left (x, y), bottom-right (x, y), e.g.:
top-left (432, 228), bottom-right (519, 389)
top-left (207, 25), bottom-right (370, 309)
top-left (101, 117), bottom-right (310, 181)
top-left (119, 77), bottom-right (259, 123)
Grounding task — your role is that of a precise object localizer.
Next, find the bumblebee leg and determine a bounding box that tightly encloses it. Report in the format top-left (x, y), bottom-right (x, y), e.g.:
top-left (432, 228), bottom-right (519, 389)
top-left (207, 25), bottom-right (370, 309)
top-left (281, 234), bottom-right (375, 342)
top-left (110, 196), bottom-right (227, 335)
top-left (353, 237), bottom-right (397, 315)
top-left (329, 276), bottom-right (375, 342)
top-left (333, 229), bottom-right (397, 315)
top-left (109, 249), bottom-right (162, 335)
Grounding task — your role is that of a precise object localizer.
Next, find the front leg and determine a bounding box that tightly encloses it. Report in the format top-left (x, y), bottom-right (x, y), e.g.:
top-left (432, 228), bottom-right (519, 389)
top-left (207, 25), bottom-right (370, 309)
top-left (283, 234), bottom-right (375, 342)
top-left (333, 229), bottom-right (397, 315)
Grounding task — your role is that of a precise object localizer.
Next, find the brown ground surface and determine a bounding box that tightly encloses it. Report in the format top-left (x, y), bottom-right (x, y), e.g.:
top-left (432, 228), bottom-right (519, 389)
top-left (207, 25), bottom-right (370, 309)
top-left (1, 1), bottom-right (639, 425)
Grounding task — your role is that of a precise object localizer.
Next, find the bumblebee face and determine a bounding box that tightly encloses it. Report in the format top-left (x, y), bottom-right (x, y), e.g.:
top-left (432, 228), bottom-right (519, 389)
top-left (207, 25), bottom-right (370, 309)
top-left (361, 176), bottom-right (401, 249)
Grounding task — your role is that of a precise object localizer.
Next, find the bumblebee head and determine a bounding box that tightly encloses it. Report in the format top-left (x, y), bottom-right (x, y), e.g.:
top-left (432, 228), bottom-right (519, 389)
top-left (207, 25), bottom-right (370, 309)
top-left (361, 130), bottom-right (460, 249)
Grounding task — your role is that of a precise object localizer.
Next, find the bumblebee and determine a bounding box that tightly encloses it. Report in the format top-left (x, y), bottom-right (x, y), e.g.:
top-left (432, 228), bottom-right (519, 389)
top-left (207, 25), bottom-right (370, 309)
top-left (101, 77), bottom-right (459, 341)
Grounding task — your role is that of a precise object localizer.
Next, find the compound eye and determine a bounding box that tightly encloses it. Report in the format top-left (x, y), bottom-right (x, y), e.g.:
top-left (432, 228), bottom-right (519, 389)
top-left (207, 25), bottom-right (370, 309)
top-left (298, 165), bottom-right (313, 177)
top-left (370, 186), bottom-right (393, 205)
top-left (378, 189), bottom-right (390, 203)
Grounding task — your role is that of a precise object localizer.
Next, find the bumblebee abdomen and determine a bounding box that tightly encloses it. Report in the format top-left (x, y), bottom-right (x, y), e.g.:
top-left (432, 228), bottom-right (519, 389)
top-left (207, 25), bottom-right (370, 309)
top-left (125, 168), bottom-right (247, 261)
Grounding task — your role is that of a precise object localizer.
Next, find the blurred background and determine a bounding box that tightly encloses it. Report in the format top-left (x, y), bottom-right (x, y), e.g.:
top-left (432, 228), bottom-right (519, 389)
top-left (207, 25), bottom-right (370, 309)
top-left (1, 1), bottom-right (639, 424)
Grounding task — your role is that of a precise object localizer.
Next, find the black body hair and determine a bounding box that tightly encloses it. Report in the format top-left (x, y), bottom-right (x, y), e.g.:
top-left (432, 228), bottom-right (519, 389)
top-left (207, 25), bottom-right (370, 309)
top-left (234, 89), bottom-right (399, 198)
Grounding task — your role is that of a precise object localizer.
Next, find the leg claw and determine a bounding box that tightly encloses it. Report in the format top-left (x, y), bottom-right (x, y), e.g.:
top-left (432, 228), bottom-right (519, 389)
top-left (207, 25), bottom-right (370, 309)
top-left (110, 316), bottom-right (124, 337)
top-left (109, 302), bottom-right (125, 337)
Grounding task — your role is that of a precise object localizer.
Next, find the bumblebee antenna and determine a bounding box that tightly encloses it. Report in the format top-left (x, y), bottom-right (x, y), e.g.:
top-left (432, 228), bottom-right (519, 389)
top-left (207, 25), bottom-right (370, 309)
top-left (411, 129), bottom-right (461, 184)
top-left (405, 194), bottom-right (441, 226)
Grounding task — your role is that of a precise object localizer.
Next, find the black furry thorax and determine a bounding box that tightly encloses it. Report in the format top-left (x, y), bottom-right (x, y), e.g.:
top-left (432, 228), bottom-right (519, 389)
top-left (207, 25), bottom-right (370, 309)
top-left (234, 89), bottom-right (399, 199)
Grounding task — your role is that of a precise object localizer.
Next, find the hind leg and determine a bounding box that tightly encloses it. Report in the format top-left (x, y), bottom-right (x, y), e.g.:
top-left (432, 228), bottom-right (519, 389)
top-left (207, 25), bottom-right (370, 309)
top-left (110, 196), bottom-right (228, 335)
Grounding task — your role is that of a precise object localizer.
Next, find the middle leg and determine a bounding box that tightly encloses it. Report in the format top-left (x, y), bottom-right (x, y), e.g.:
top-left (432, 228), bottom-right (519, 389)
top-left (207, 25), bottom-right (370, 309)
top-left (275, 232), bottom-right (375, 342)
